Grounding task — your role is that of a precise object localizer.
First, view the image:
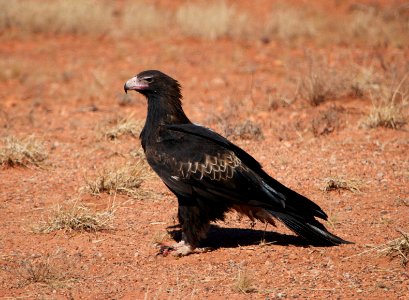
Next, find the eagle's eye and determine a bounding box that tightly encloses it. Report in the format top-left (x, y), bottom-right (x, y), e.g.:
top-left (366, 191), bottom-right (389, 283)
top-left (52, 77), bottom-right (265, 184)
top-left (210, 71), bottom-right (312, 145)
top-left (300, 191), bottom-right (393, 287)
top-left (144, 77), bottom-right (154, 83)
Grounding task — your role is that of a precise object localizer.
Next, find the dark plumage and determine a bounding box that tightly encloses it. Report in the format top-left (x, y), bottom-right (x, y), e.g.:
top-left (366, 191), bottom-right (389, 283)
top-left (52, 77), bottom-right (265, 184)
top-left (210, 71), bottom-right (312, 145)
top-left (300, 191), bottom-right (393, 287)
top-left (124, 70), bottom-right (352, 256)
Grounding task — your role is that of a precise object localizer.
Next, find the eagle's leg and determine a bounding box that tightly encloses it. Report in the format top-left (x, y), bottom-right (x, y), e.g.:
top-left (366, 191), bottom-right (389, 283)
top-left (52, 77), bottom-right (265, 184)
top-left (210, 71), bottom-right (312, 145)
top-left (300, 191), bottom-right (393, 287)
top-left (171, 202), bottom-right (210, 256)
top-left (157, 198), bottom-right (211, 256)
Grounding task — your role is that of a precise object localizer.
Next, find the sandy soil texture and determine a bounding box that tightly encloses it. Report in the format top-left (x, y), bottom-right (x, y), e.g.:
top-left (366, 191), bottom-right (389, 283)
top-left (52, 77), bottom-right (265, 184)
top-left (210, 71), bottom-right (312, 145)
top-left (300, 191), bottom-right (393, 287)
top-left (1, 1), bottom-right (408, 299)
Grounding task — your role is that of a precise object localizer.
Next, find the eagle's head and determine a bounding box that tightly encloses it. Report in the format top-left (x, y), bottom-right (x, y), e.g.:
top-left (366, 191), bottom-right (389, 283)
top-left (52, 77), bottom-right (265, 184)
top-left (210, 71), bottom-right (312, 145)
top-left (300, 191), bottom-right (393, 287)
top-left (124, 70), bottom-right (181, 100)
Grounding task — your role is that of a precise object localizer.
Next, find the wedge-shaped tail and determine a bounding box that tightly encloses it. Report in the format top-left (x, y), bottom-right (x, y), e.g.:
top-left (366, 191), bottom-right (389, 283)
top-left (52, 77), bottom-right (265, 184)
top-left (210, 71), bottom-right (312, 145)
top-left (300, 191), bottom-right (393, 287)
top-left (271, 211), bottom-right (353, 245)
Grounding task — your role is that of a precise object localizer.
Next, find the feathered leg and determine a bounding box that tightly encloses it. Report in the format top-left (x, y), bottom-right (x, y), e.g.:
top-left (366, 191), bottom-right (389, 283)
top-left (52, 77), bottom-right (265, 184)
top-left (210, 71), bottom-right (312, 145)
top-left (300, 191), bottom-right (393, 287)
top-left (158, 198), bottom-right (211, 256)
top-left (177, 203), bottom-right (210, 252)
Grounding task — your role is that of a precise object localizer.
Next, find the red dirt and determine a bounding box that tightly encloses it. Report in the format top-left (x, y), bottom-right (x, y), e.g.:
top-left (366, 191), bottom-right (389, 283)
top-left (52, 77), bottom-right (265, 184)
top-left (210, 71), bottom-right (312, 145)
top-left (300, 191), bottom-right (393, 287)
top-left (1, 2), bottom-right (408, 299)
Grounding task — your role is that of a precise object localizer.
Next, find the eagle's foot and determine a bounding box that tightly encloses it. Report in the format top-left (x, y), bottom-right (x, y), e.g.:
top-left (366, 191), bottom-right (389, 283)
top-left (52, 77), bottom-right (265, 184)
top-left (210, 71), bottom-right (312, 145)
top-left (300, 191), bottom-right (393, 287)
top-left (156, 241), bottom-right (213, 257)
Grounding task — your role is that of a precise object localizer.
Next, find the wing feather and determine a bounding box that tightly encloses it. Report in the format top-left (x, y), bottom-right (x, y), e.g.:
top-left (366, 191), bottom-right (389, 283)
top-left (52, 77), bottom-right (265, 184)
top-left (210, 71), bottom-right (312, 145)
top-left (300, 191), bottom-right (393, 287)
top-left (146, 126), bottom-right (287, 209)
top-left (160, 124), bottom-right (328, 220)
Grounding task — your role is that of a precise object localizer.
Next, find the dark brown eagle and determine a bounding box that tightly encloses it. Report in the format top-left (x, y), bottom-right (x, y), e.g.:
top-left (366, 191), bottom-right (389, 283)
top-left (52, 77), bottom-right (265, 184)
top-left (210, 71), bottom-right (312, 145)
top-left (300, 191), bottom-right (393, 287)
top-left (124, 70), bottom-right (351, 256)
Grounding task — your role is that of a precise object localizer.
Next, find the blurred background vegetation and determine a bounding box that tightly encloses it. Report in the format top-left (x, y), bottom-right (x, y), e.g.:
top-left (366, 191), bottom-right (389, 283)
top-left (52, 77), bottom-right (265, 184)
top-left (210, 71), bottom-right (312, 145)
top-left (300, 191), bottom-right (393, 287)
top-left (0, 1), bottom-right (408, 130)
top-left (0, 0), bottom-right (407, 46)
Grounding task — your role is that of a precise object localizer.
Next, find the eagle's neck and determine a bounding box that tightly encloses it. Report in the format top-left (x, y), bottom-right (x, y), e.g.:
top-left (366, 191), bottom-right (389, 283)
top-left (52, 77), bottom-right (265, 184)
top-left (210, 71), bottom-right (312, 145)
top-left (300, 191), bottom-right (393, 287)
top-left (140, 93), bottom-right (190, 148)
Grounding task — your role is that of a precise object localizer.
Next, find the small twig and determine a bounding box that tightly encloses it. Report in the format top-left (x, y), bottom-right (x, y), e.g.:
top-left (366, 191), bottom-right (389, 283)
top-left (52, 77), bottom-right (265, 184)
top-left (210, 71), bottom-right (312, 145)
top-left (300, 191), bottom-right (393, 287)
top-left (343, 241), bottom-right (400, 260)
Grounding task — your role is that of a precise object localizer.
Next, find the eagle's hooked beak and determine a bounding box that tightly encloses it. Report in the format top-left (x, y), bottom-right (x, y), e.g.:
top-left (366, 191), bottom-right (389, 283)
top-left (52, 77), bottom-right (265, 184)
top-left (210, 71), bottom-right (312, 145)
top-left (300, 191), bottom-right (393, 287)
top-left (124, 76), bottom-right (149, 94)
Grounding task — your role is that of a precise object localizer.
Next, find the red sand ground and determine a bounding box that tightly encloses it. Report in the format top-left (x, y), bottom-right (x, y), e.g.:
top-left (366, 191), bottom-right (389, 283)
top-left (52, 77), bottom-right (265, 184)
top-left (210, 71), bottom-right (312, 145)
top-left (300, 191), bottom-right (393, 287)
top-left (1, 2), bottom-right (408, 299)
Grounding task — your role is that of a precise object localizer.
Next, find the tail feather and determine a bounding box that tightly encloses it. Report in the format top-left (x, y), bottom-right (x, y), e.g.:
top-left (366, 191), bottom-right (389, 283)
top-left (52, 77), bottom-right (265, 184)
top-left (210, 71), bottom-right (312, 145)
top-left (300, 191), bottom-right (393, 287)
top-left (261, 175), bottom-right (329, 220)
top-left (271, 211), bottom-right (352, 246)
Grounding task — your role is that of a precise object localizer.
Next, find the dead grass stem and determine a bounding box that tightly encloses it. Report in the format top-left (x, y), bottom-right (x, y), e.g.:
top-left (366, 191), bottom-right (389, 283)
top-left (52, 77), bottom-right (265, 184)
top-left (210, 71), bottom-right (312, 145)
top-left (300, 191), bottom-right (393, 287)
top-left (322, 177), bottom-right (362, 193)
top-left (379, 230), bottom-right (409, 266)
top-left (344, 230), bottom-right (409, 266)
top-left (0, 136), bottom-right (47, 167)
top-left (233, 268), bottom-right (255, 293)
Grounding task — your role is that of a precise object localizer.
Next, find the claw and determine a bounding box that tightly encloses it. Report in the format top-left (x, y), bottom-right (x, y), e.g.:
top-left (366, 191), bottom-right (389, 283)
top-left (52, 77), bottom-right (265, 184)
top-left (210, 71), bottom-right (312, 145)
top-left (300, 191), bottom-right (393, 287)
top-left (155, 242), bottom-right (214, 257)
top-left (155, 243), bottom-right (174, 257)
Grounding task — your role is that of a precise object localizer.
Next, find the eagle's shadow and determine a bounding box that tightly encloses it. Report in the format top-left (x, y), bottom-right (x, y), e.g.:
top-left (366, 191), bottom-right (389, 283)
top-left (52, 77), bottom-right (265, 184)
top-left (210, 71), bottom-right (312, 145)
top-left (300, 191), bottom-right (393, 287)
top-left (167, 224), bottom-right (313, 249)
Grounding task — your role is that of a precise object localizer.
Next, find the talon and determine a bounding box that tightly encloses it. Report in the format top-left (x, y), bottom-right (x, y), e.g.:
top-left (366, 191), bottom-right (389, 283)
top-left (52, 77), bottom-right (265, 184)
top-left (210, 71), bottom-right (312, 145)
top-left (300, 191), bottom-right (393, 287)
top-left (197, 247), bottom-right (213, 253)
top-left (155, 243), bottom-right (175, 257)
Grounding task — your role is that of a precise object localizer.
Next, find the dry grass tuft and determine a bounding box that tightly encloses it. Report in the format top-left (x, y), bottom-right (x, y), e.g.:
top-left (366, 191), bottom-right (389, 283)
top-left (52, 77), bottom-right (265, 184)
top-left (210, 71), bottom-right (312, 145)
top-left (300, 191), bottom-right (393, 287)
top-left (117, 93), bottom-right (137, 107)
top-left (348, 66), bottom-right (379, 98)
top-left (364, 74), bottom-right (408, 129)
top-left (233, 269), bottom-right (255, 293)
top-left (263, 3), bottom-right (408, 46)
top-left (0, 0), bottom-right (113, 36)
top-left (0, 58), bottom-right (28, 81)
top-left (152, 231), bottom-right (171, 245)
top-left (7, 252), bottom-right (79, 288)
top-left (379, 230), bottom-right (409, 266)
top-left (365, 105), bottom-right (407, 129)
top-left (35, 201), bottom-right (114, 233)
top-left (16, 255), bottom-right (65, 286)
top-left (322, 177), bottom-right (362, 193)
top-left (300, 72), bottom-right (334, 106)
top-left (176, 2), bottom-right (249, 40)
top-left (129, 147), bottom-right (152, 168)
top-left (1, 1), bottom-right (407, 46)
top-left (299, 55), bottom-right (352, 106)
top-left (298, 55), bottom-right (380, 105)
top-left (103, 116), bottom-right (143, 140)
top-left (264, 5), bottom-right (319, 41)
top-left (225, 120), bottom-right (264, 140)
top-left (0, 136), bottom-right (47, 167)
top-left (82, 161), bottom-right (149, 197)
top-left (122, 2), bottom-right (167, 35)
top-left (342, 4), bottom-right (409, 47)
top-left (129, 146), bottom-right (147, 160)
top-left (311, 106), bottom-right (343, 136)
